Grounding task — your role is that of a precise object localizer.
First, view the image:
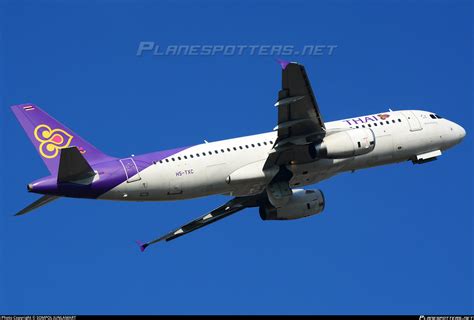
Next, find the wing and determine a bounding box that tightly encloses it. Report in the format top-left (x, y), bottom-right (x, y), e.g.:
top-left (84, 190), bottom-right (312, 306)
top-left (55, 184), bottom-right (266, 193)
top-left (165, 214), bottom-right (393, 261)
top-left (264, 61), bottom-right (326, 169)
top-left (136, 196), bottom-right (261, 251)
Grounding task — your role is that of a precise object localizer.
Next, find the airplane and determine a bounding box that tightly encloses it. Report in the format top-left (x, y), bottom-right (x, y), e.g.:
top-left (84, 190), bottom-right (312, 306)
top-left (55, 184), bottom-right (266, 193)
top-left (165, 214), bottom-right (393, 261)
top-left (11, 61), bottom-right (466, 251)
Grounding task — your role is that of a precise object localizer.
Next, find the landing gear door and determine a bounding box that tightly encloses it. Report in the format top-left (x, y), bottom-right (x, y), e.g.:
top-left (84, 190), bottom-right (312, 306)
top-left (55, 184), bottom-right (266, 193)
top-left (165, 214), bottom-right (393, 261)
top-left (401, 111), bottom-right (422, 132)
top-left (120, 158), bottom-right (141, 183)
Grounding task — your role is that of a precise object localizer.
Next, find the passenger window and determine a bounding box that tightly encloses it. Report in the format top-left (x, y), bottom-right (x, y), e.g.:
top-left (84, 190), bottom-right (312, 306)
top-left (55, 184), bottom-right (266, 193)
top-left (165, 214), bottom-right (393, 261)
top-left (270, 141), bottom-right (273, 144)
top-left (380, 122), bottom-right (383, 125)
top-left (202, 152), bottom-right (206, 156)
top-left (362, 125), bottom-right (365, 128)
top-left (166, 159), bottom-right (169, 162)
top-left (184, 156), bottom-right (188, 159)
top-left (196, 154), bottom-right (200, 157)
top-left (368, 124), bottom-right (371, 127)
top-left (233, 147), bottom-right (237, 151)
top-left (392, 120), bottom-right (395, 123)
top-left (221, 149), bottom-right (224, 153)
top-left (239, 146), bottom-right (243, 149)
top-left (386, 121), bottom-right (389, 124)
top-left (227, 148), bottom-right (231, 152)
top-left (398, 119), bottom-right (401, 122)
top-left (178, 157), bottom-right (181, 160)
top-left (214, 150), bottom-right (218, 154)
top-left (356, 126), bottom-right (359, 129)
top-left (172, 158), bottom-right (175, 161)
top-left (208, 151), bottom-right (212, 155)
top-left (251, 144), bottom-right (255, 147)
top-left (257, 143), bottom-right (261, 146)
top-left (374, 123), bottom-right (377, 126)
top-left (264, 142), bottom-right (267, 145)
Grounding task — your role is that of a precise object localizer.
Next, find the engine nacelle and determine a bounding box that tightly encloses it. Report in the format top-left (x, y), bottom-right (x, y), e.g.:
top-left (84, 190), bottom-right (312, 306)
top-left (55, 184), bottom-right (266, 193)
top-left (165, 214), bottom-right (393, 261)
top-left (259, 189), bottom-right (325, 220)
top-left (314, 128), bottom-right (376, 159)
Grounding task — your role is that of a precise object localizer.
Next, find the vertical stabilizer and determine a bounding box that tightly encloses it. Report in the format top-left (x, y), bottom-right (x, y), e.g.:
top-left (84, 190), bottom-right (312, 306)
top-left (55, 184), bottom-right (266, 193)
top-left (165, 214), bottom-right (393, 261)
top-left (11, 104), bottom-right (114, 174)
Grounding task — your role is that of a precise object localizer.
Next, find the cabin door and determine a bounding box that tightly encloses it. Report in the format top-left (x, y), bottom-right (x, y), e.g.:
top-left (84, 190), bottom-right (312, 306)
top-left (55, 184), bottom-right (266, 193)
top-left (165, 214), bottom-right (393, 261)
top-left (401, 111), bottom-right (422, 131)
top-left (120, 158), bottom-right (141, 183)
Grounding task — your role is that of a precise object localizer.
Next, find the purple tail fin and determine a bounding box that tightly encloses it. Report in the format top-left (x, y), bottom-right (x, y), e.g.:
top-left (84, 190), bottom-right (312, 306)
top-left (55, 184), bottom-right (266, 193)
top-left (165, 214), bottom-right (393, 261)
top-left (11, 103), bottom-right (114, 174)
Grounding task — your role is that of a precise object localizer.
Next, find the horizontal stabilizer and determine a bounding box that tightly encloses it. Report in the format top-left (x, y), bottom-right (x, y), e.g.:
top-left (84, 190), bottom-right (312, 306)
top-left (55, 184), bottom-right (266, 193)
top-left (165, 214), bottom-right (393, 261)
top-left (15, 195), bottom-right (59, 216)
top-left (58, 146), bottom-right (95, 183)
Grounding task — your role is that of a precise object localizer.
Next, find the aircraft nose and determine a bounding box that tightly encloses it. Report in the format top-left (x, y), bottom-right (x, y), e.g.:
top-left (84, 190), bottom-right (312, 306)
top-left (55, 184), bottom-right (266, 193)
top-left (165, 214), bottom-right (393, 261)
top-left (449, 121), bottom-right (466, 145)
top-left (458, 124), bottom-right (466, 140)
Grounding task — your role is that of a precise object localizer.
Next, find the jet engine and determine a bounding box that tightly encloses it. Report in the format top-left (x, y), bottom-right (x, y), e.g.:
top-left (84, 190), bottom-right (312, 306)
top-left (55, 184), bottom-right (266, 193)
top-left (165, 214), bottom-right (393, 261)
top-left (314, 128), bottom-right (376, 159)
top-left (259, 189), bottom-right (325, 220)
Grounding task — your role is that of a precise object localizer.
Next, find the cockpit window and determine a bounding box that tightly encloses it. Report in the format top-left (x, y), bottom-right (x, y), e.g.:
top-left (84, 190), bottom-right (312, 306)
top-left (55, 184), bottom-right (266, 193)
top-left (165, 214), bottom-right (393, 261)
top-left (435, 114), bottom-right (443, 119)
top-left (429, 114), bottom-right (437, 119)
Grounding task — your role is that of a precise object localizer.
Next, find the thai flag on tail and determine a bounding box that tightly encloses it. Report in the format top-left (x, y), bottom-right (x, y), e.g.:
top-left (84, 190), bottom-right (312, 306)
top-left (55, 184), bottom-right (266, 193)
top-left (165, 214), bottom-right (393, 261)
top-left (23, 105), bottom-right (35, 111)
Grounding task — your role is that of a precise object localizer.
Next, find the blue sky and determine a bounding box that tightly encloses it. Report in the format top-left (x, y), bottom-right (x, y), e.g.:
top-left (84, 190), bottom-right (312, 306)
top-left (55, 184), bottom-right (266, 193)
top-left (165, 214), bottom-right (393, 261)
top-left (1, 0), bottom-right (472, 315)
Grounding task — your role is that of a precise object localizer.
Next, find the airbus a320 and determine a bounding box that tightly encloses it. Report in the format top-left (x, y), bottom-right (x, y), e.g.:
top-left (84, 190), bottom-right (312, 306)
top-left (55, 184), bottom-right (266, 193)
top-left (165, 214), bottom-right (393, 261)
top-left (11, 61), bottom-right (466, 251)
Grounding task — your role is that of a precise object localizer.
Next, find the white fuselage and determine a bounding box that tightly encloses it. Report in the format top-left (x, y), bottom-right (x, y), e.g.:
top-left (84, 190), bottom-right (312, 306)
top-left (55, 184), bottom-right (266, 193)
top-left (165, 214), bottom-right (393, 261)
top-left (100, 110), bottom-right (465, 201)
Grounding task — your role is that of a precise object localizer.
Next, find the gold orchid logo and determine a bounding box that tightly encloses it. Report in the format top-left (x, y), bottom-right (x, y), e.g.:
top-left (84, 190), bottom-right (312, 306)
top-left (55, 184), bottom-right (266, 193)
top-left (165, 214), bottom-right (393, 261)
top-left (34, 124), bottom-right (73, 158)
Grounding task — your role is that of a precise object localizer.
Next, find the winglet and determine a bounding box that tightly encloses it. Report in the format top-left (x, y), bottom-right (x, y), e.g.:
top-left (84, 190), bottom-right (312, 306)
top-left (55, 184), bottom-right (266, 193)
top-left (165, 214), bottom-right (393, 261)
top-left (136, 240), bottom-right (149, 252)
top-left (276, 58), bottom-right (291, 70)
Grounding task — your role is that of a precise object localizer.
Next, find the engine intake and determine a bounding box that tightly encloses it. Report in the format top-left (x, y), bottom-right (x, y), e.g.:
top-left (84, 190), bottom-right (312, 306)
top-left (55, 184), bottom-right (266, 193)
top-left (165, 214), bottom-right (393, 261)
top-left (315, 128), bottom-right (376, 159)
top-left (260, 189), bottom-right (325, 220)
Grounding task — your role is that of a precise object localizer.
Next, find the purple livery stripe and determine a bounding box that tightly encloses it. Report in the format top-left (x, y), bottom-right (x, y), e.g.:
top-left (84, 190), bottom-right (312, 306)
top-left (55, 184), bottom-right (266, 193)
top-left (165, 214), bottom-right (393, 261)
top-left (28, 146), bottom-right (191, 199)
top-left (11, 103), bottom-right (192, 199)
